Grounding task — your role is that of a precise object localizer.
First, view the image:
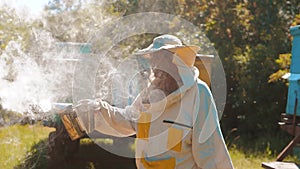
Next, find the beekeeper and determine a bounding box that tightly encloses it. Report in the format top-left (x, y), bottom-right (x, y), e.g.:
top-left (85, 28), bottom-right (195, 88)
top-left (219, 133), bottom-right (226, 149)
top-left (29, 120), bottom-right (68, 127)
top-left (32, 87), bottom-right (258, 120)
top-left (74, 34), bottom-right (234, 169)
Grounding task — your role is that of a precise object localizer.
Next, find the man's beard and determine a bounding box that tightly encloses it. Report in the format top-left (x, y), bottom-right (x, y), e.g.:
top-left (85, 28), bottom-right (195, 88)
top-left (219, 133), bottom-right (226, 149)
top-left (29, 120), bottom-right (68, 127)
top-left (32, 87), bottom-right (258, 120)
top-left (141, 71), bottom-right (181, 104)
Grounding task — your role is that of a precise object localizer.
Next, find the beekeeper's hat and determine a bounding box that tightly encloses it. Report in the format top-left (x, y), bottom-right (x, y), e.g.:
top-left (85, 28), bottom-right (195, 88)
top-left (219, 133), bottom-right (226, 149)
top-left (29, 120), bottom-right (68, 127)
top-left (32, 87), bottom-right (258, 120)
top-left (136, 34), bottom-right (200, 67)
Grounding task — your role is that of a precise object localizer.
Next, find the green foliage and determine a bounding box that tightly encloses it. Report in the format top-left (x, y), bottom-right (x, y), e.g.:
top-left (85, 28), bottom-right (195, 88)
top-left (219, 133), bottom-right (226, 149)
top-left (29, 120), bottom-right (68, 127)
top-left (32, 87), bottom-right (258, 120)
top-left (269, 53), bottom-right (291, 83)
top-left (85, 0), bottom-right (300, 148)
top-left (0, 109), bottom-right (23, 126)
top-left (0, 125), bottom-right (52, 169)
top-left (0, 6), bottom-right (32, 53)
top-left (229, 144), bottom-right (300, 169)
top-left (183, 0), bottom-right (299, 142)
top-left (1, 124), bottom-right (298, 169)
top-left (1, 0), bottom-right (300, 159)
top-left (268, 14), bottom-right (300, 84)
top-left (46, 0), bottom-right (83, 13)
top-left (292, 14), bottom-right (300, 26)
top-left (44, 0), bottom-right (120, 42)
top-left (15, 140), bottom-right (49, 169)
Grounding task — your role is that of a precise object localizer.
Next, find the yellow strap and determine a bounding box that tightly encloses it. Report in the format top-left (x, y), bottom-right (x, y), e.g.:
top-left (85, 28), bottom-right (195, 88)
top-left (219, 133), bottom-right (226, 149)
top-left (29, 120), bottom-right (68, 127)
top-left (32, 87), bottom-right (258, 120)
top-left (137, 112), bottom-right (152, 140)
top-left (167, 127), bottom-right (183, 152)
top-left (141, 156), bottom-right (176, 169)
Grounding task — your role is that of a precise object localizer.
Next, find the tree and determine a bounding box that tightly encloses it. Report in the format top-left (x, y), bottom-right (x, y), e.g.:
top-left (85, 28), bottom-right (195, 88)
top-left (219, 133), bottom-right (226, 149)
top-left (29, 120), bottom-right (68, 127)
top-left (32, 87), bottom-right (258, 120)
top-left (44, 0), bottom-right (300, 146)
top-left (269, 14), bottom-right (300, 84)
top-left (2, 0), bottom-right (300, 152)
top-left (0, 5), bottom-right (32, 53)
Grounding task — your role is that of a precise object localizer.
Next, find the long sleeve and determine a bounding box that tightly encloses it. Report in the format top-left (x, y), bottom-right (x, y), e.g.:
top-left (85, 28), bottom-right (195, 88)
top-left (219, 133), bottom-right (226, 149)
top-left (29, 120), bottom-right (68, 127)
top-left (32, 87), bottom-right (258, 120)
top-left (192, 81), bottom-right (234, 169)
top-left (92, 100), bottom-right (137, 137)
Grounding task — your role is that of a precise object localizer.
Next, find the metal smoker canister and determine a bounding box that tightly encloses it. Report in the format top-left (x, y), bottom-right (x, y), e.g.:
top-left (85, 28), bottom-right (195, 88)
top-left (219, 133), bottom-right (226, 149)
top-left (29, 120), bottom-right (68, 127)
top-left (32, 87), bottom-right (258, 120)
top-left (52, 103), bottom-right (86, 140)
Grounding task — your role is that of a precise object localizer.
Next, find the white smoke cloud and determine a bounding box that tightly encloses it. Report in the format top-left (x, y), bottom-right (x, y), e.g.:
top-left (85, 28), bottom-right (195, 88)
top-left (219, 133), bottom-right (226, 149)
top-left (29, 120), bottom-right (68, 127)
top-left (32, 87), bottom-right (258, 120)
top-left (0, 29), bottom-right (79, 113)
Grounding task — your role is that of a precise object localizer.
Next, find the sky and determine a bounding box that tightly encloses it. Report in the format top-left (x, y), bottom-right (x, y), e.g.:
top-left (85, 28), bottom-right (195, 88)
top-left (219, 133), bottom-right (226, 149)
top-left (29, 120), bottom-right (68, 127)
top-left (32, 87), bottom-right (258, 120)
top-left (0, 0), bottom-right (49, 17)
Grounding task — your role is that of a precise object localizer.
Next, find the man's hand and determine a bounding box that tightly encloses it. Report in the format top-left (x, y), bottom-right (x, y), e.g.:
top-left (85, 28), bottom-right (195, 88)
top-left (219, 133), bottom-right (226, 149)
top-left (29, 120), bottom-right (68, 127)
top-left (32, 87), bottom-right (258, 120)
top-left (74, 99), bottom-right (101, 112)
top-left (73, 99), bottom-right (102, 133)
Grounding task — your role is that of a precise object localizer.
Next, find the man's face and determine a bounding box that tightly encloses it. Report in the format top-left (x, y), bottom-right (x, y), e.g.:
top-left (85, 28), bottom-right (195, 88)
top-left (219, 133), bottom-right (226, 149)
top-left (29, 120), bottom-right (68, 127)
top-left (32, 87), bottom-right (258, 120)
top-left (147, 50), bottom-right (183, 95)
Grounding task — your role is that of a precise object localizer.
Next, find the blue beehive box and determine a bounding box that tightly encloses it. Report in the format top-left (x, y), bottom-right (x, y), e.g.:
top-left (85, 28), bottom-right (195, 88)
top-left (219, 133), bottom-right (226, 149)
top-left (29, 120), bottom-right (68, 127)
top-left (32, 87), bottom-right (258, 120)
top-left (286, 25), bottom-right (300, 116)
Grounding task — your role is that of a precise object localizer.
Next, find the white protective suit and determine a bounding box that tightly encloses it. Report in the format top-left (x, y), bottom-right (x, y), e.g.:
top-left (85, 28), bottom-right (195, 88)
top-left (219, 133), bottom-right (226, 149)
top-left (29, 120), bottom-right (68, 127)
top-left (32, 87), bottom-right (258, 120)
top-left (77, 53), bottom-right (234, 169)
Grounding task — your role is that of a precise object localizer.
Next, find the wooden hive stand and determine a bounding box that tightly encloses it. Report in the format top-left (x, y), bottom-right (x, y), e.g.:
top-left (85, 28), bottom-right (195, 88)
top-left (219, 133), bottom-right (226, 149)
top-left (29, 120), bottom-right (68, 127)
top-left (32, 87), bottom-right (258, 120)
top-left (262, 113), bottom-right (300, 169)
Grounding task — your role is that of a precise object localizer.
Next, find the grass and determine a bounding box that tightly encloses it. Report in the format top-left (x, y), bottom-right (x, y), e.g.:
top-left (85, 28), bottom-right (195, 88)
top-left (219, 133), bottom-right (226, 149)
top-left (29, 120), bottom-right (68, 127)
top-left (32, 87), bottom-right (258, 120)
top-left (0, 124), bottom-right (300, 169)
top-left (230, 146), bottom-right (299, 169)
top-left (0, 124), bottom-right (54, 169)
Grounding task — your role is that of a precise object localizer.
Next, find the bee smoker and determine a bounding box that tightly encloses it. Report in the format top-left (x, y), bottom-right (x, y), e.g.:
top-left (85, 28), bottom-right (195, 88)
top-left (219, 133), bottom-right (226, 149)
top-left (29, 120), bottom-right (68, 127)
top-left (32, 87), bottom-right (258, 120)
top-left (46, 103), bottom-right (86, 140)
top-left (43, 103), bottom-right (86, 166)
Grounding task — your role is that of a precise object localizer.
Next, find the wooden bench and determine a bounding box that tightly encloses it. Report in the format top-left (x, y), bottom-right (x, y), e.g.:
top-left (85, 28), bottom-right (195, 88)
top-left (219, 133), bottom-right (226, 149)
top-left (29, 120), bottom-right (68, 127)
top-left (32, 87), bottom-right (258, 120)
top-left (262, 162), bottom-right (299, 169)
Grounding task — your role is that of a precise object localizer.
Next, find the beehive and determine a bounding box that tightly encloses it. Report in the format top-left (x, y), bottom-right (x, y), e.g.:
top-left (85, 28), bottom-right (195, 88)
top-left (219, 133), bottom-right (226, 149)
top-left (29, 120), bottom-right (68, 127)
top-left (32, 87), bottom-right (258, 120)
top-left (286, 25), bottom-right (300, 116)
top-left (194, 54), bottom-right (214, 87)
